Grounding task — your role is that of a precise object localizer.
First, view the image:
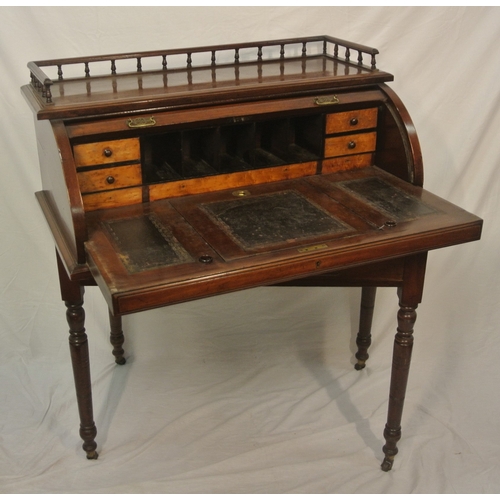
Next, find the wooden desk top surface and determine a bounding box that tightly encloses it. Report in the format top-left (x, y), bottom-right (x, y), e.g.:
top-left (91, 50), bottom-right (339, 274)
top-left (85, 166), bottom-right (482, 315)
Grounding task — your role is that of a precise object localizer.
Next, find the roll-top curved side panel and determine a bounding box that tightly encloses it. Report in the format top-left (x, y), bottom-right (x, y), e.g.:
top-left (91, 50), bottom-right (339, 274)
top-left (35, 119), bottom-right (87, 274)
top-left (375, 84), bottom-right (424, 187)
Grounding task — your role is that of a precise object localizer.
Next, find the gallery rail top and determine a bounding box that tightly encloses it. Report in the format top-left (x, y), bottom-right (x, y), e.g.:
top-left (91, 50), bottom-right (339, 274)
top-left (23, 35), bottom-right (393, 120)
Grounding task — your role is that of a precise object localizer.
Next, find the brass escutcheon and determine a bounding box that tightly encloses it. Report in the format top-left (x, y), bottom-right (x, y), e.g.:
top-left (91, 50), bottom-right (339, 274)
top-left (127, 116), bottom-right (156, 128)
top-left (232, 189), bottom-right (251, 197)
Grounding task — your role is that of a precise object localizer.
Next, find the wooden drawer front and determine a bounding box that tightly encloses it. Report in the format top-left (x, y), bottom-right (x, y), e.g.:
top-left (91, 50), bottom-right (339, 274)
top-left (326, 108), bottom-right (378, 134)
top-left (74, 138), bottom-right (140, 167)
top-left (82, 188), bottom-right (143, 212)
top-left (78, 165), bottom-right (142, 193)
top-left (322, 153), bottom-right (374, 174)
top-left (324, 132), bottom-right (377, 158)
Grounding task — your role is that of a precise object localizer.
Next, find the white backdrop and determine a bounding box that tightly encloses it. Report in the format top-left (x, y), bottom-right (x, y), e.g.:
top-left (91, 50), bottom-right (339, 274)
top-left (0, 6), bottom-right (499, 494)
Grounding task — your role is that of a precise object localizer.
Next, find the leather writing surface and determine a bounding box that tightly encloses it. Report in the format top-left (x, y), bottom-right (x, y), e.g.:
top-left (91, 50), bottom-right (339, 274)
top-left (201, 190), bottom-right (350, 250)
top-left (338, 178), bottom-right (437, 222)
top-left (103, 214), bottom-right (193, 273)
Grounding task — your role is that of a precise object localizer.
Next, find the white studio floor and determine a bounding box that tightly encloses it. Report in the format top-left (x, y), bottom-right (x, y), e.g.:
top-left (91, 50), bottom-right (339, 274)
top-left (1, 283), bottom-right (499, 494)
top-left (1, 6), bottom-right (500, 494)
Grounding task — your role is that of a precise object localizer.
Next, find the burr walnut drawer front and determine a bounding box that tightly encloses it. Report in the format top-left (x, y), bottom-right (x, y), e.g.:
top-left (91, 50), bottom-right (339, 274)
top-left (326, 108), bottom-right (378, 134)
top-left (73, 138), bottom-right (140, 167)
top-left (324, 132), bottom-right (377, 158)
top-left (77, 164), bottom-right (142, 193)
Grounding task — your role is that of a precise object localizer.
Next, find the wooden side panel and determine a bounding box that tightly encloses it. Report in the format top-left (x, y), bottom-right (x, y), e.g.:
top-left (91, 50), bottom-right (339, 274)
top-left (376, 84), bottom-right (423, 186)
top-left (35, 119), bottom-right (87, 270)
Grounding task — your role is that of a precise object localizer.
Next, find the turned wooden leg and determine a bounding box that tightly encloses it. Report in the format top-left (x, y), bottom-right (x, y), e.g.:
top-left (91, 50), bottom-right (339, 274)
top-left (57, 253), bottom-right (98, 459)
top-left (381, 301), bottom-right (417, 471)
top-left (66, 298), bottom-right (99, 459)
top-left (381, 253), bottom-right (427, 471)
top-left (355, 286), bottom-right (377, 370)
top-left (109, 310), bottom-right (126, 365)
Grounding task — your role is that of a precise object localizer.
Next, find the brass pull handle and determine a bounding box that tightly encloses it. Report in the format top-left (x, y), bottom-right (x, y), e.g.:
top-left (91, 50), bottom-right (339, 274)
top-left (314, 95), bottom-right (340, 106)
top-left (127, 116), bottom-right (156, 129)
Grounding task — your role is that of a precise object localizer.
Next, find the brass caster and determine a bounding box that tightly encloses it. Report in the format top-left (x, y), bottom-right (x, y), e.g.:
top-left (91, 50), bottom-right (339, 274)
top-left (354, 360), bottom-right (366, 370)
top-left (115, 357), bottom-right (126, 365)
top-left (86, 450), bottom-right (99, 460)
top-left (381, 456), bottom-right (394, 472)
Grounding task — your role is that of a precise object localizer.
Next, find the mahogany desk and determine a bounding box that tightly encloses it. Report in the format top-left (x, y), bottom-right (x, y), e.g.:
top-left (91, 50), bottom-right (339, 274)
top-left (22, 36), bottom-right (482, 471)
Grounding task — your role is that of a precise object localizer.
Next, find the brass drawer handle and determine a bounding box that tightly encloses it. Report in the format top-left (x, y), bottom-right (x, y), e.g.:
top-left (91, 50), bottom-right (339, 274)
top-left (314, 95), bottom-right (340, 106)
top-left (127, 116), bottom-right (156, 128)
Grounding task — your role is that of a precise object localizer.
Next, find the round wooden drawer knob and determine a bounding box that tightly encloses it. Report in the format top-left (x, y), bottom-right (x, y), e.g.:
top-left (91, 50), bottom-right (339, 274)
top-left (103, 148), bottom-right (113, 157)
top-left (350, 118), bottom-right (358, 126)
top-left (106, 176), bottom-right (115, 184)
top-left (348, 141), bottom-right (356, 149)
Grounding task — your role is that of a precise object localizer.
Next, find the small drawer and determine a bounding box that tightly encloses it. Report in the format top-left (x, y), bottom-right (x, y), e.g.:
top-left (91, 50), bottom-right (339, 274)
top-left (77, 164), bottom-right (142, 193)
top-left (326, 108), bottom-right (378, 134)
top-left (324, 132), bottom-right (377, 158)
top-left (82, 188), bottom-right (143, 212)
top-left (322, 153), bottom-right (374, 174)
top-left (73, 138), bottom-right (140, 167)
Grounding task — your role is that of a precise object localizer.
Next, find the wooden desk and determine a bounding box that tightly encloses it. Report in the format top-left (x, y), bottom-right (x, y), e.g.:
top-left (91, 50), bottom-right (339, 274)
top-left (22, 36), bottom-right (482, 471)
